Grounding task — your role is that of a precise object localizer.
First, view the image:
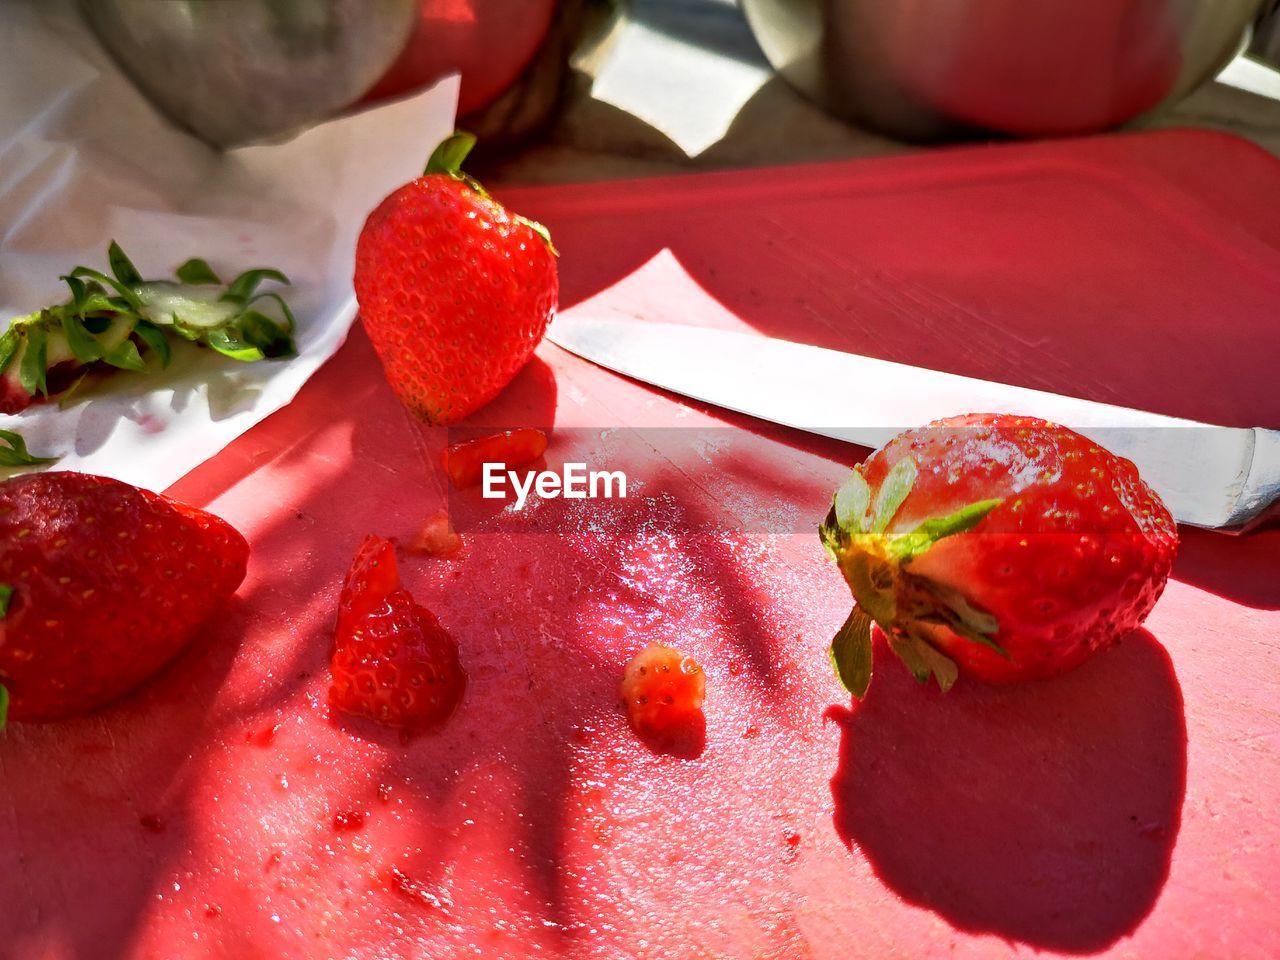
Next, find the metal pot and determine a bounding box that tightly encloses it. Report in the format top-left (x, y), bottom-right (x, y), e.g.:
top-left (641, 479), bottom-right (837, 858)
top-left (81, 0), bottom-right (419, 147)
top-left (742, 0), bottom-right (1267, 140)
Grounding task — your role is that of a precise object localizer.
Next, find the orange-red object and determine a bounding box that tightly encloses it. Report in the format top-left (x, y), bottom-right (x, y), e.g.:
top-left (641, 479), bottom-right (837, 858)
top-left (406, 510), bottom-right (464, 557)
top-left (362, 0), bottom-right (556, 117)
top-left (441, 428), bottom-right (548, 489)
top-left (619, 643), bottom-right (706, 742)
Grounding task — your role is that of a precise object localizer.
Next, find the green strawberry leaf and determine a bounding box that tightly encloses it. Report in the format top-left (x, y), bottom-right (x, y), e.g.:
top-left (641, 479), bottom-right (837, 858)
top-left (834, 468), bottom-right (872, 534)
top-left (79, 295), bottom-right (123, 321)
top-left (231, 311), bottom-right (295, 359)
top-left (63, 274), bottom-right (89, 311)
top-left (133, 321), bottom-right (171, 366)
top-left (425, 130), bottom-right (478, 177)
top-left (838, 550), bottom-right (896, 626)
top-left (248, 291), bottom-right (297, 335)
top-left (205, 328), bottom-right (265, 362)
top-left (888, 631), bottom-right (958, 692)
top-left (175, 258), bottom-right (221, 285)
top-left (870, 457), bottom-right (918, 533)
top-left (886, 498), bottom-right (1003, 564)
top-left (830, 606), bottom-right (875, 699)
top-left (223, 268), bottom-right (290, 304)
top-left (0, 583), bottom-right (12, 617)
top-left (19, 325), bottom-right (48, 397)
top-left (102, 338), bottom-right (146, 372)
top-left (108, 241), bottom-right (143, 286)
top-left (942, 617), bottom-right (1009, 657)
top-left (911, 498), bottom-right (1003, 544)
top-left (0, 327), bottom-right (19, 373)
top-left (0, 683), bottom-right (9, 732)
top-left (926, 579), bottom-right (1000, 636)
top-left (0, 430), bottom-right (57, 467)
top-left (68, 266), bottom-right (144, 312)
top-left (60, 312), bottom-right (105, 363)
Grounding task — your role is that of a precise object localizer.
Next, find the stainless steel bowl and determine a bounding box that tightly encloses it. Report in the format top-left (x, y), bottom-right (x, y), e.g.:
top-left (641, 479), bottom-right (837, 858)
top-left (81, 0), bottom-right (419, 147)
top-left (742, 0), bottom-right (1267, 139)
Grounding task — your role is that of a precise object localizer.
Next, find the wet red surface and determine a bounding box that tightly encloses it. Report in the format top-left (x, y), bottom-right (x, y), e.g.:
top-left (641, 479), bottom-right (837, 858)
top-left (3, 131), bottom-right (1279, 958)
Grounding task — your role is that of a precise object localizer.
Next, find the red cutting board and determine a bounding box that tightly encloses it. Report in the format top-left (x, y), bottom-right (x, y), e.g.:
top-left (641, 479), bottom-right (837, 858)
top-left (4, 129), bottom-right (1280, 960)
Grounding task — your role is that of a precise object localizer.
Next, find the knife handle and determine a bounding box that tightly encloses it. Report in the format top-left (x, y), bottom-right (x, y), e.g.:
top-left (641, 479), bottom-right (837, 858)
top-left (1235, 428), bottom-right (1280, 533)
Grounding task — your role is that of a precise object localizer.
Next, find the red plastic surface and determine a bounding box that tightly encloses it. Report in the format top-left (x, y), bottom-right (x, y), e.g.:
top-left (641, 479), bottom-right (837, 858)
top-left (3, 129), bottom-right (1279, 959)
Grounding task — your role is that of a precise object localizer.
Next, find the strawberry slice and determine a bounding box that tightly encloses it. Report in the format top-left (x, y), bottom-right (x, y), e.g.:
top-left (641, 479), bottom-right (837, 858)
top-left (441, 428), bottom-right (548, 489)
top-left (329, 535), bottom-right (466, 736)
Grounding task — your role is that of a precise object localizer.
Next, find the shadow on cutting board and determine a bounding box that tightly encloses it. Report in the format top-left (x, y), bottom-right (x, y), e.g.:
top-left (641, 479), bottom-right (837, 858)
top-left (1173, 525), bottom-right (1280, 610)
top-left (829, 627), bottom-right (1185, 953)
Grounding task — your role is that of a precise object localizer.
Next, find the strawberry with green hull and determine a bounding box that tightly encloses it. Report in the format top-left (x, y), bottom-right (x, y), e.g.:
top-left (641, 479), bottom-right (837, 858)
top-left (821, 413), bottom-right (1178, 697)
top-left (0, 242), bottom-right (296, 414)
top-left (0, 471), bottom-right (249, 727)
top-left (355, 132), bottom-right (558, 424)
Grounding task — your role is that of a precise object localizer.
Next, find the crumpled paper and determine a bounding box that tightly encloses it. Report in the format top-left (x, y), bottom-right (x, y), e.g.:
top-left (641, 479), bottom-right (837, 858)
top-left (0, 0), bottom-right (457, 491)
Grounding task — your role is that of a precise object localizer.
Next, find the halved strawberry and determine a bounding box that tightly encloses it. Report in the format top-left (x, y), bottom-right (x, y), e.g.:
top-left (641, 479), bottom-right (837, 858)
top-left (820, 414), bottom-right (1177, 696)
top-left (329, 535), bottom-right (466, 735)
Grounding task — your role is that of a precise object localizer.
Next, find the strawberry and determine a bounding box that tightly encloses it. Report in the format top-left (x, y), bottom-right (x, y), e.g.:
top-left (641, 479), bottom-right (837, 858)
top-left (0, 472), bottom-right (249, 725)
top-left (354, 133), bottom-right (558, 424)
top-left (619, 644), bottom-right (706, 742)
top-left (0, 242), bottom-right (295, 414)
top-left (441, 428), bottom-right (548, 489)
top-left (820, 414), bottom-right (1177, 696)
top-left (329, 535), bottom-right (465, 735)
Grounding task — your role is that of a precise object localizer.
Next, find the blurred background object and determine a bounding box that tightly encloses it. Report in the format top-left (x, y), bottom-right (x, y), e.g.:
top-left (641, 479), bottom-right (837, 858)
top-left (741, 0), bottom-right (1266, 139)
top-left (81, 0), bottom-right (622, 151)
top-left (1255, 1), bottom-right (1280, 63)
top-left (408, 0), bottom-right (624, 155)
top-left (77, 0), bottom-right (1280, 173)
top-left (80, 0), bottom-right (420, 147)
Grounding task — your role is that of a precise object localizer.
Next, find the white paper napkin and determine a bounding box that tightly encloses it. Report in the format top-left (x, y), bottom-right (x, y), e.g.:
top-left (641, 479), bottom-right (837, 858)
top-left (0, 0), bottom-right (458, 491)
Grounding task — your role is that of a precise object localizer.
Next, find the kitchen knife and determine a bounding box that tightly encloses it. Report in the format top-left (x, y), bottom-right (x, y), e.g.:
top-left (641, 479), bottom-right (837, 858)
top-left (546, 317), bottom-right (1280, 532)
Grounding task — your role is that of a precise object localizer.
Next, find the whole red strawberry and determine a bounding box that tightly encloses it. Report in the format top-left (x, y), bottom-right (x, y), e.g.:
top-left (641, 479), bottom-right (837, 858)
top-left (820, 414), bottom-right (1177, 696)
top-left (354, 132), bottom-right (558, 424)
top-left (329, 535), bottom-right (465, 735)
top-left (0, 472), bottom-right (249, 725)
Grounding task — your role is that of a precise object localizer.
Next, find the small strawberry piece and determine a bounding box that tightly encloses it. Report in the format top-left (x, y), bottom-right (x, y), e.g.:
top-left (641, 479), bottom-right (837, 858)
top-left (441, 428), bottom-right (548, 489)
top-left (821, 414), bottom-right (1178, 696)
top-left (0, 472), bottom-right (249, 724)
top-left (329, 535), bottom-right (465, 735)
top-left (405, 511), bottom-right (463, 558)
top-left (354, 133), bottom-right (558, 424)
top-left (619, 644), bottom-right (706, 742)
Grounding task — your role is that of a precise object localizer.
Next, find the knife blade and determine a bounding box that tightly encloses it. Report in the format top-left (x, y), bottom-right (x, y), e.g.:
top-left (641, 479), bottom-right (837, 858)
top-left (546, 316), bottom-right (1280, 532)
